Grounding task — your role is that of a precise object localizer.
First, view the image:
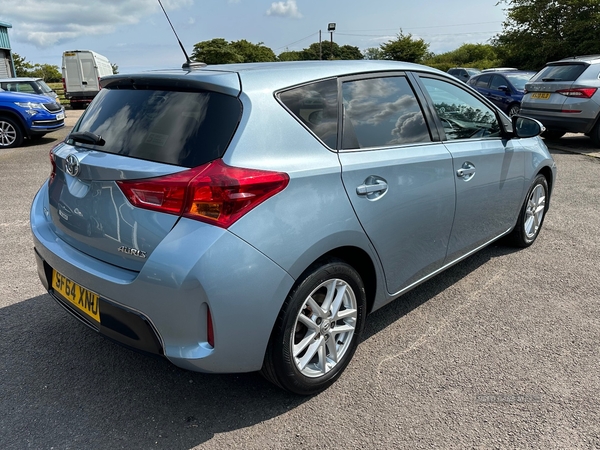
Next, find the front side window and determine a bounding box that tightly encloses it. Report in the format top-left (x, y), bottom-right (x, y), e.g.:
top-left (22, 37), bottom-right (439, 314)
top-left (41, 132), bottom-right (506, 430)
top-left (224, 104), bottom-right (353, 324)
top-left (420, 77), bottom-right (500, 140)
top-left (490, 75), bottom-right (507, 90)
top-left (342, 76), bottom-right (431, 149)
top-left (278, 79), bottom-right (338, 149)
top-left (74, 88), bottom-right (242, 168)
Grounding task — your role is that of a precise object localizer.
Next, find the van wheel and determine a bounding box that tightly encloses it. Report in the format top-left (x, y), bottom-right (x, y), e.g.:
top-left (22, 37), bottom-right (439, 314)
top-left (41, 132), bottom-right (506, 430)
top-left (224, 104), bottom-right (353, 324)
top-left (0, 117), bottom-right (23, 148)
top-left (261, 259), bottom-right (366, 395)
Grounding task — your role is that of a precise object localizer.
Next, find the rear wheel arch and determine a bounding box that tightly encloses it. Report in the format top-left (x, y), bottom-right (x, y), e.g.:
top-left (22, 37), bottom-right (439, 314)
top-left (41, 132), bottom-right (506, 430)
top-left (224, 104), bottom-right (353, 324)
top-left (313, 246), bottom-right (377, 315)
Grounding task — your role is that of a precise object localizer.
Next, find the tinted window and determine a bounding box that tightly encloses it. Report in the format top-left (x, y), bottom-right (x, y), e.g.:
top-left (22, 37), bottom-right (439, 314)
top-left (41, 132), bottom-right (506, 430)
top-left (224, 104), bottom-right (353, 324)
top-left (474, 74), bottom-right (491, 88)
top-left (536, 64), bottom-right (588, 82)
top-left (342, 76), bottom-right (431, 149)
top-left (73, 88), bottom-right (242, 168)
top-left (489, 75), bottom-right (507, 90)
top-left (278, 79), bottom-right (338, 148)
top-left (421, 77), bottom-right (500, 140)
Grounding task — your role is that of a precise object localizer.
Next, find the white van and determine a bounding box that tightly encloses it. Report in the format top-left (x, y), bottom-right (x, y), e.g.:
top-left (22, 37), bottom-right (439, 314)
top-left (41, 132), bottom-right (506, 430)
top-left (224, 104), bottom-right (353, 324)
top-left (62, 50), bottom-right (113, 109)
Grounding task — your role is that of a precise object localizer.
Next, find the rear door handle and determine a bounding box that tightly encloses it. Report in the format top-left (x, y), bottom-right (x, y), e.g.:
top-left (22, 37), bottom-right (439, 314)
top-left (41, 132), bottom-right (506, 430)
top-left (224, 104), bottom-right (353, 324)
top-left (456, 162), bottom-right (476, 180)
top-left (356, 176), bottom-right (388, 200)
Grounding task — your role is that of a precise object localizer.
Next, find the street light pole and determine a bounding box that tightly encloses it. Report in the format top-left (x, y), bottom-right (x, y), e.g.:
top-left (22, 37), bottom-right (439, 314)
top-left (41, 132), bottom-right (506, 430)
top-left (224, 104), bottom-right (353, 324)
top-left (327, 23), bottom-right (336, 60)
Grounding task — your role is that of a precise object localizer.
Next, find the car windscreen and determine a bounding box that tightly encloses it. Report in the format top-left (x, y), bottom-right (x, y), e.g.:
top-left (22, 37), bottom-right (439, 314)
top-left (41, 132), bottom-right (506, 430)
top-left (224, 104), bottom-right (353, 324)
top-left (37, 80), bottom-right (54, 94)
top-left (73, 88), bottom-right (242, 168)
top-left (535, 64), bottom-right (588, 82)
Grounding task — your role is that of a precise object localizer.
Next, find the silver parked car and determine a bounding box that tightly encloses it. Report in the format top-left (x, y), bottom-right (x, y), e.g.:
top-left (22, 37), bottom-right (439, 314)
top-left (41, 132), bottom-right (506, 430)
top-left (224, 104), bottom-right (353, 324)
top-left (0, 77), bottom-right (61, 104)
top-left (31, 61), bottom-right (556, 395)
top-left (520, 55), bottom-right (600, 143)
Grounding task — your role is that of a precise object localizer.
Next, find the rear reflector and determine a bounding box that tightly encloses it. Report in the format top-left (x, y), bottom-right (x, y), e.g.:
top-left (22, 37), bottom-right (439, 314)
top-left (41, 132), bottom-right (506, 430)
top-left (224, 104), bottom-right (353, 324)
top-left (117, 159), bottom-right (289, 228)
top-left (207, 306), bottom-right (214, 348)
top-left (556, 88), bottom-right (597, 98)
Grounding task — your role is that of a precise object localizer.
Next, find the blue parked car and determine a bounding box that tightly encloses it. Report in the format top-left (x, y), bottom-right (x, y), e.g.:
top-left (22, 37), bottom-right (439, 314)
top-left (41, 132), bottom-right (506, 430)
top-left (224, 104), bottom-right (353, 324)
top-left (467, 71), bottom-right (536, 116)
top-left (0, 89), bottom-right (64, 148)
top-left (31, 61), bottom-right (555, 395)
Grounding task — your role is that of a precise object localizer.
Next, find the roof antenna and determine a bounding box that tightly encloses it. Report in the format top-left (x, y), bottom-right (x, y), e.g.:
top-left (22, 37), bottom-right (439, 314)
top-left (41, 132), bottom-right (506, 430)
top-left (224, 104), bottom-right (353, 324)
top-left (157, 0), bottom-right (206, 70)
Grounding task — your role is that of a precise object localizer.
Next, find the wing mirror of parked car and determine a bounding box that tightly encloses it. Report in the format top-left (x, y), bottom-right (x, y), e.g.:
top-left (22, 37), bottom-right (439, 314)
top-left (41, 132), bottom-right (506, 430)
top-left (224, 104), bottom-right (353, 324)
top-left (512, 115), bottom-right (544, 138)
top-left (498, 85), bottom-right (510, 93)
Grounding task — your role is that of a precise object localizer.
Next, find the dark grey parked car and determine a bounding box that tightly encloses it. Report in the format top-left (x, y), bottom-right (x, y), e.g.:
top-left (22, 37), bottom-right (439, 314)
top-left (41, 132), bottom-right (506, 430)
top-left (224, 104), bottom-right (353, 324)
top-left (31, 60), bottom-right (555, 395)
top-left (520, 55), bottom-right (600, 143)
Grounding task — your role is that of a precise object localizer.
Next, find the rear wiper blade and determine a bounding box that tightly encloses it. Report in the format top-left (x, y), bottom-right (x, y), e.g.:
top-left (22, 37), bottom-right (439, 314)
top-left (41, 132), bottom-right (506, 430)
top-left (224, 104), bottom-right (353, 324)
top-left (541, 78), bottom-right (562, 82)
top-left (68, 131), bottom-right (105, 146)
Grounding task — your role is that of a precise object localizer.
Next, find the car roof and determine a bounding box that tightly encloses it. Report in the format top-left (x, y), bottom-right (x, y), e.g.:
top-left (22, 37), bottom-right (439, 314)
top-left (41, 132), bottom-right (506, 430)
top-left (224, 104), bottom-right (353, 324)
top-left (104, 60), bottom-right (448, 95)
top-left (0, 77), bottom-right (44, 82)
top-left (549, 55), bottom-right (600, 65)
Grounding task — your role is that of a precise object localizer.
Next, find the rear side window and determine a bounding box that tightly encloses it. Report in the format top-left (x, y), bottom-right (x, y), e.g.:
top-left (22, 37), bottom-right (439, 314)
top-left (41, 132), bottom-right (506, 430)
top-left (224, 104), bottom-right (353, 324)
top-left (278, 79), bottom-right (339, 149)
top-left (536, 64), bottom-right (588, 82)
top-left (73, 88), bottom-right (242, 168)
top-left (474, 74), bottom-right (491, 88)
top-left (342, 76), bottom-right (431, 149)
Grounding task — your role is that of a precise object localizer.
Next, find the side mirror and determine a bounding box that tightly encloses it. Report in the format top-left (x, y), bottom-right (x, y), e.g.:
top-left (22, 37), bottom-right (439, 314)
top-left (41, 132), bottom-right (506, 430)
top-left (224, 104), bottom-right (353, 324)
top-left (498, 85), bottom-right (510, 93)
top-left (512, 115), bottom-right (544, 138)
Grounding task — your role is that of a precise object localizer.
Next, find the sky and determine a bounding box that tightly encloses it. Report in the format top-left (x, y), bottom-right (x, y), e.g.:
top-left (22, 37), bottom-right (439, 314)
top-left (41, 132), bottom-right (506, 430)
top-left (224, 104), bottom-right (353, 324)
top-left (0, 0), bottom-right (507, 74)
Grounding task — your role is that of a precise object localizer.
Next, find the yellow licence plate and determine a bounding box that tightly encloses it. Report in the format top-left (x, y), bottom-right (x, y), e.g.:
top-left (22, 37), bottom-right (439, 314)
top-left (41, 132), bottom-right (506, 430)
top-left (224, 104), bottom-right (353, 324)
top-left (531, 92), bottom-right (551, 100)
top-left (52, 270), bottom-right (100, 323)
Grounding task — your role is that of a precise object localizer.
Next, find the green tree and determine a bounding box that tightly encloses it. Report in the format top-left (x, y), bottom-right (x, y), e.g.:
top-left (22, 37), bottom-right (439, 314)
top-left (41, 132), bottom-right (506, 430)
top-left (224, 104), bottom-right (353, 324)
top-left (12, 52), bottom-right (34, 77)
top-left (192, 38), bottom-right (276, 64)
top-left (363, 47), bottom-right (383, 60)
top-left (278, 50), bottom-right (303, 61)
top-left (423, 43), bottom-right (501, 72)
top-left (493, 0), bottom-right (600, 70)
top-left (230, 40), bottom-right (276, 62)
top-left (11, 52), bottom-right (62, 82)
top-left (380, 30), bottom-right (430, 63)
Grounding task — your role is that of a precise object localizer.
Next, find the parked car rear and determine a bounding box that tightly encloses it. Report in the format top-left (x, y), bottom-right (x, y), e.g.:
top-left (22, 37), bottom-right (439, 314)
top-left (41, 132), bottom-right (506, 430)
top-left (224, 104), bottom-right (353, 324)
top-left (468, 71), bottom-right (536, 116)
top-left (520, 55), bottom-right (600, 143)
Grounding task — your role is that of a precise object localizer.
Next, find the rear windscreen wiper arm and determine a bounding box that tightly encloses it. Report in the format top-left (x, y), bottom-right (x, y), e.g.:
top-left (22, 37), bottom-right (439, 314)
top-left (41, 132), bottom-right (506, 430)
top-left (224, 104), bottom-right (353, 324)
top-left (68, 131), bottom-right (105, 146)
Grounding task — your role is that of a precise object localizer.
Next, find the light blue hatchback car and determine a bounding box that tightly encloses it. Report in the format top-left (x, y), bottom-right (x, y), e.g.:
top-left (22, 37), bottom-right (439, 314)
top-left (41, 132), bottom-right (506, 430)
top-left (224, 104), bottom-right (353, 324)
top-left (31, 60), bottom-right (556, 395)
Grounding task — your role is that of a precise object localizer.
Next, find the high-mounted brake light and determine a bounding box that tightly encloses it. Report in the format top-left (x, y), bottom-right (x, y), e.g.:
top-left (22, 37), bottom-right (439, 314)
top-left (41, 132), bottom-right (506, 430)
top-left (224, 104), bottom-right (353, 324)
top-left (556, 87), bottom-right (597, 98)
top-left (117, 159), bottom-right (289, 228)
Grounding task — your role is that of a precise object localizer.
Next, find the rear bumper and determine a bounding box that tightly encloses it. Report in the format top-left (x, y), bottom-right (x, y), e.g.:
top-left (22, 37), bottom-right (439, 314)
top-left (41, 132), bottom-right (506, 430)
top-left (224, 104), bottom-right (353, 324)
top-left (519, 107), bottom-right (597, 134)
top-left (35, 247), bottom-right (164, 356)
top-left (31, 183), bottom-right (296, 373)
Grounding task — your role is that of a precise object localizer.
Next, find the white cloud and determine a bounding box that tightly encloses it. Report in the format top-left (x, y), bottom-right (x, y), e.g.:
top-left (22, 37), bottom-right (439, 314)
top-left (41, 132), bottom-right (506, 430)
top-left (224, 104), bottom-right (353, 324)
top-left (266, 0), bottom-right (302, 19)
top-left (0, 0), bottom-right (193, 48)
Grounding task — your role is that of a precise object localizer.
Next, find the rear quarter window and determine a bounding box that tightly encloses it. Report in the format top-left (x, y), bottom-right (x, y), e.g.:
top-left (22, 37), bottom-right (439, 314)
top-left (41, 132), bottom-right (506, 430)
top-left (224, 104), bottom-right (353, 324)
top-left (73, 88), bottom-right (242, 168)
top-left (277, 78), bottom-right (339, 149)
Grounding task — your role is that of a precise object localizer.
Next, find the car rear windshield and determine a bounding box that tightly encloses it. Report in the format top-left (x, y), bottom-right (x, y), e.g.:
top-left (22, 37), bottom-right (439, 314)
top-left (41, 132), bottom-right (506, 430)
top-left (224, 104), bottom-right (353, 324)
top-left (73, 88), bottom-right (242, 168)
top-left (535, 63), bottom-right (588, 82)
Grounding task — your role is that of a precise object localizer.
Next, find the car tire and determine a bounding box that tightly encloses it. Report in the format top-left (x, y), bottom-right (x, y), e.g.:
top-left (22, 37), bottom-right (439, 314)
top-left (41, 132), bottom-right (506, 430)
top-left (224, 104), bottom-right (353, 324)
top-left (507, 174), bottom-right (549, 248)
top-left (541, 129), bottom-right (565, 140)
top-left (0, 117), bottom-right (24, 148)
top-left (261, 258), bottom-right (366, 395)
top-left (507, 104), bottom-right (520, 117)
top-left (590, 120), bottom-right (600, 147)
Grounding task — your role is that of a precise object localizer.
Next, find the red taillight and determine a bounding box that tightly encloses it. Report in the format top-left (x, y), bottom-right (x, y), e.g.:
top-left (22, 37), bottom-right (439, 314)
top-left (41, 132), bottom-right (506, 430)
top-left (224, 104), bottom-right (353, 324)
top-left (556, 87), bottom-right (597, 98)
top-left (117, 159), bottom-right (289, 228)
